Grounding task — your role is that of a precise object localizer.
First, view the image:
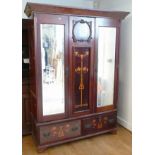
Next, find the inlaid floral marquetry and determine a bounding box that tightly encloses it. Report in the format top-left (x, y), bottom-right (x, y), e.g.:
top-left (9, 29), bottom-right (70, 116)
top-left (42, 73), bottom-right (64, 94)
top-left (82, 112), bottom-right (117, 134)
top-left (40, 120), bottom-right (81, 144)
top-left (74, 51), bottom-right (89, 107)
top-left (73, 47), bottom-right (90, 112)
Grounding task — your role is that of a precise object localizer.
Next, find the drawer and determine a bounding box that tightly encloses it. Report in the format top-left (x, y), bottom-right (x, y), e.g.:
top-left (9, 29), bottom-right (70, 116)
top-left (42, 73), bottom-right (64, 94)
top-left (39, 120), bottom-right (81, 144)
top-left (82, 112), bottom-right (117, 134)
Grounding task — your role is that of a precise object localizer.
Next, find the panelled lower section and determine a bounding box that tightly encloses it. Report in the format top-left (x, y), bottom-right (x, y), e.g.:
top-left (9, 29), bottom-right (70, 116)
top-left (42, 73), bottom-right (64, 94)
top-left (82, 112), bottom-right (116, 134)
top-left (40, 120), bottom-right (81, 144)
top-left (33, 111), bottom-right (117, 148)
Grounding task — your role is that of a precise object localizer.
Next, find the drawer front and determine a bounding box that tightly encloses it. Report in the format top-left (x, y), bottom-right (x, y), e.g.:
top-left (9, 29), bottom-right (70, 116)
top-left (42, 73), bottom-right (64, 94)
top-left (40, 120), bottom-right (81, 144)
top-left (82, 112), bottom-right (117, 134)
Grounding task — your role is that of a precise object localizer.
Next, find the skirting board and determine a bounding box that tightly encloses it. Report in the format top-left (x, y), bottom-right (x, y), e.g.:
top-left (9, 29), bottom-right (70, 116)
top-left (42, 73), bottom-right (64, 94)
top-left (117, 116), bottom-right (132, 131)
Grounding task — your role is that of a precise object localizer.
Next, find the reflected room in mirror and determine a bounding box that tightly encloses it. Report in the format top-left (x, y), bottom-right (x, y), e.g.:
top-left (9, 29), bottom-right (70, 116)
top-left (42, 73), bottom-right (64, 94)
top-left (40, 24), bottom-right (65, 116)
top-left (97, 27), bottom-right (116, 108)
top-left (72, 19), bottom-right (92, 42)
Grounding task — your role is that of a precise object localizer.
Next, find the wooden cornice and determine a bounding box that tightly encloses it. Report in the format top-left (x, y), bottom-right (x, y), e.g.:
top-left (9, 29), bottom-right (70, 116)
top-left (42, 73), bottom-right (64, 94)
top-left (24, 2), bottom-right (129, 20)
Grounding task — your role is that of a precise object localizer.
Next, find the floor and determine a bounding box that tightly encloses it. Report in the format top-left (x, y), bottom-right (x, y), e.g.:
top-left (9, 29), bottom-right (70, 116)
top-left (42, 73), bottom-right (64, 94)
top-left (22, 125), bottom-right (132, 155)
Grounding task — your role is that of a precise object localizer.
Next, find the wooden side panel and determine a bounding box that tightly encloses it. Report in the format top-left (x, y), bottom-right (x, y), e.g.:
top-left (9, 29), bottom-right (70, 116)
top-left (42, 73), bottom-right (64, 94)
top-left (22, 19), bottom-right (33, 135)
top-left (22, 88), bottom-right (31, 135)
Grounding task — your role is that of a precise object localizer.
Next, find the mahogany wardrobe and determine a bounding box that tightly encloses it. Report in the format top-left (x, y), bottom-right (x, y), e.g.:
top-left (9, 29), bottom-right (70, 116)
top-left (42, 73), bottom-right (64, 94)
top-left (24, 2), bottom-right (129, 152)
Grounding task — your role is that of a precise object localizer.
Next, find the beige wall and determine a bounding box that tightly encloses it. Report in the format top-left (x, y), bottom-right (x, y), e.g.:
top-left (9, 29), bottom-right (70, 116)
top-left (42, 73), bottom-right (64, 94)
top-left (94, 0), bottom-right (132, 131)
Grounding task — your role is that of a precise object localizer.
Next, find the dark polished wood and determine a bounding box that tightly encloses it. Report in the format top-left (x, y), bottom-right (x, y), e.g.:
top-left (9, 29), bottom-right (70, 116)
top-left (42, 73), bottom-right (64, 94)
top-left (94, 18), bottom-right (120, 112)
top-left (22, 19), bottom-right (33, 135)
top-left (35, 109), bottom-right (117, 126)
top-left (69, 16), bottom-right (95, 117)
top-left (32, 110), bottom-right (117, 151)
top-left (39, 120), bottom-right (81, 144)
top-left (24, 2), bottom-right (129, 20)
top-left (22, 79), bottom-right (31, 135)
top-left (34, 13), bottom-right (69, 122)
top-left (24, 3), bottom-right (129, 152)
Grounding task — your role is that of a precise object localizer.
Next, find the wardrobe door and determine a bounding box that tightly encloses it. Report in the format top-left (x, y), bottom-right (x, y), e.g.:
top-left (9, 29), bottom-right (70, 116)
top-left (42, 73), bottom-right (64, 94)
top-left (95, 18), bottom-right (120, 112)
top-left (69, 16), bottom-right (95, 116)
top-left (35, 14), bottom-right (69, 122)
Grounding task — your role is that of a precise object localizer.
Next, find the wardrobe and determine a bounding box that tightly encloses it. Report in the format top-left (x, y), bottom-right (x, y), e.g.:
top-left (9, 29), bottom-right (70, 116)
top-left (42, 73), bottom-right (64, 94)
top-left (24, 2), bottom-right (129, 151)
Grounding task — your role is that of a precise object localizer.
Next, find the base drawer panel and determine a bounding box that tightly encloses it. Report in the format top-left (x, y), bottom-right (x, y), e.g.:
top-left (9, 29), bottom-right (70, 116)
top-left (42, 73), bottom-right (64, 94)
top-left (40, 120), bottom-right (81, 144)
top-left (82, 112), bottom-right (117, 134)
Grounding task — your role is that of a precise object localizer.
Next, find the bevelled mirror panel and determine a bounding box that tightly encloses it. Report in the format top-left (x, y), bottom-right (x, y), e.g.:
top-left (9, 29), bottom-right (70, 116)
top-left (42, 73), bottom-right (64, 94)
top-left (73, 20), bottom-right (91, 42)
top-left (97, 27), bottom-right (116, 107)
top-left (40, 24), bottom-right (65, 116)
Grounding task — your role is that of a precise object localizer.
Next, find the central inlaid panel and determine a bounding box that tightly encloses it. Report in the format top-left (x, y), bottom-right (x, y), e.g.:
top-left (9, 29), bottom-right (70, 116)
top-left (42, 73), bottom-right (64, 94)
top-left (72, 47), bottom-right (90, 112)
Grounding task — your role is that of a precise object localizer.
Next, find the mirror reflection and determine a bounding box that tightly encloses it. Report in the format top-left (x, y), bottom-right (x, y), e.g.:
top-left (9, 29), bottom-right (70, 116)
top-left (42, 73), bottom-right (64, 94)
top-left (73, 21), bottom-right (90, 41)
top-left (97, 27), bottom-right (116, 107)
top-left (40, 24), bottom-right (65, 116)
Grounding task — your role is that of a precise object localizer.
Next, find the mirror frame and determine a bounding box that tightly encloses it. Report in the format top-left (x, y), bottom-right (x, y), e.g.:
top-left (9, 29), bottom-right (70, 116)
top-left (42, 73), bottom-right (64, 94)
top-left (72, 19), bottom-right (92, 42)
top-left (40, 24), bottom-right (65, 116)
top-left (95, 18), bottom-right (120, 113)
top-left (35, 13), bottom-right (69, 122)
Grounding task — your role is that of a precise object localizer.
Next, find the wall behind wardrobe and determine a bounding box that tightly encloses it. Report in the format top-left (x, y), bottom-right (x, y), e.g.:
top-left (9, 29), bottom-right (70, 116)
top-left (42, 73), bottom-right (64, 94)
top-left (94, 0), bottom-right (132, 131)
top-left (22, 0), bottom-right (94, 19)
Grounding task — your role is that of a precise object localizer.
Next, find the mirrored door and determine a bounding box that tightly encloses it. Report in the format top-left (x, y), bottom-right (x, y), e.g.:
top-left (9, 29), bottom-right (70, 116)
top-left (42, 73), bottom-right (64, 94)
top-left (97, 27), bottom-right (116, 108)
top-left (94, 16), bottom-right (120, 113)
top-left (36, 14), bottom-right (68, 121)
top-left (40, 24), bottom-right (65, 116)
